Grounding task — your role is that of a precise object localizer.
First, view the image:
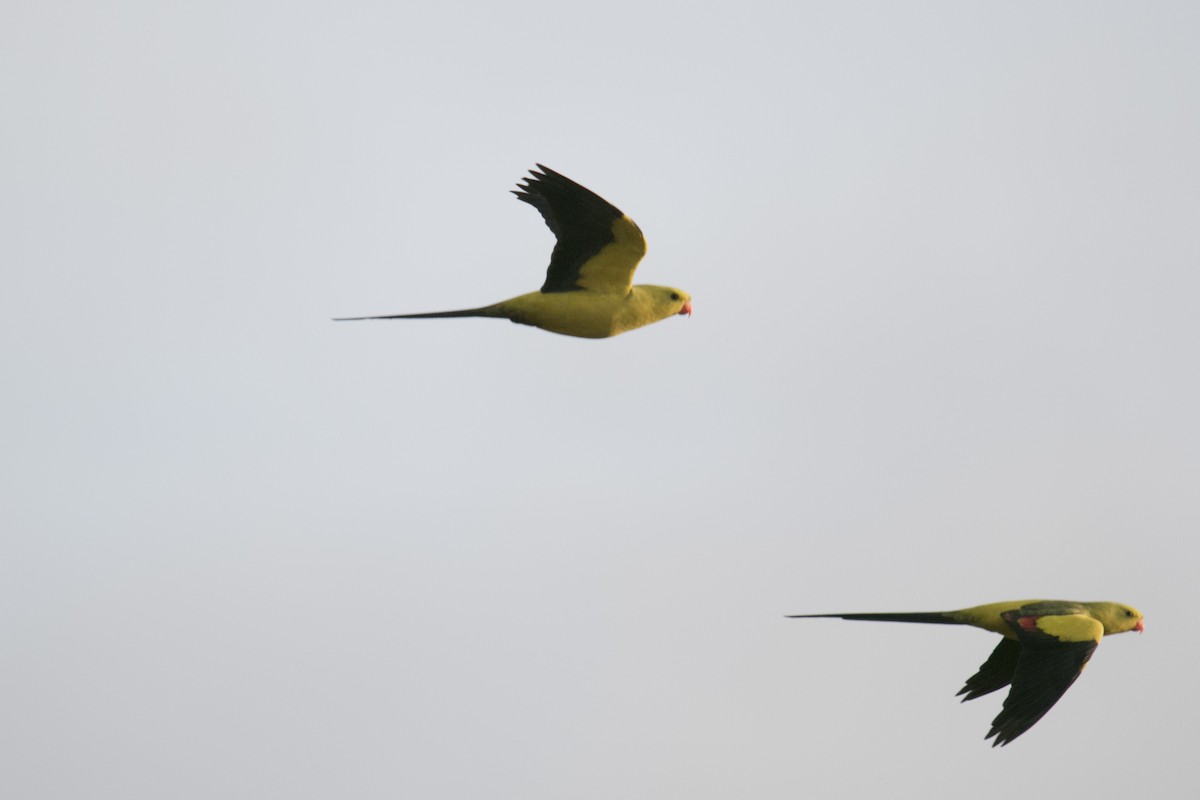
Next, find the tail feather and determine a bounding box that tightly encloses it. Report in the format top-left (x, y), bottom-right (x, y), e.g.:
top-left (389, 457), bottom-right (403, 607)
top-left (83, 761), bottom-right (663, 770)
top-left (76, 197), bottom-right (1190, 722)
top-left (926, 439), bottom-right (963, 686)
top-left (787, 611), bottom-right (963, 625)
top-left (334, 305), bottom-right (504, 321)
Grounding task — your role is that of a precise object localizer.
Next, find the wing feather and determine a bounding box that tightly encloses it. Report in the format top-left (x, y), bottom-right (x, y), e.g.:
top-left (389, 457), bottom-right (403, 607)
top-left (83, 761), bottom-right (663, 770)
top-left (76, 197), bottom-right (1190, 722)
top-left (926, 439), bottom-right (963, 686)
top-left (958, 638), bottom-right (1021, 702)
top-left (985, 609), bottom-right (1103, 746)
top-left (512, 165), bottom-right (646, 295)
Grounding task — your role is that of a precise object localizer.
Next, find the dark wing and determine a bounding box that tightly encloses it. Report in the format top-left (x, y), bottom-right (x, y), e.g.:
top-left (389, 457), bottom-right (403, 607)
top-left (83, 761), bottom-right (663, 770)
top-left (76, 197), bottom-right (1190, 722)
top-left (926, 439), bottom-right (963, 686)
top-left (957, 638), bottom-right (1021, 701)
top-left (985, 610), bottom-right (1103, 746)
top-left (512, 165), bottom-right (646, 295)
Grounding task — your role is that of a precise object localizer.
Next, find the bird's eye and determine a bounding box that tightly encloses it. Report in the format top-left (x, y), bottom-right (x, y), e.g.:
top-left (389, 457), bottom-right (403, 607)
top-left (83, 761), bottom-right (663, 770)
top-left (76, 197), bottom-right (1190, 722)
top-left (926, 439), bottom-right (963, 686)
top-left (670, 292), bottom-right (680, 301)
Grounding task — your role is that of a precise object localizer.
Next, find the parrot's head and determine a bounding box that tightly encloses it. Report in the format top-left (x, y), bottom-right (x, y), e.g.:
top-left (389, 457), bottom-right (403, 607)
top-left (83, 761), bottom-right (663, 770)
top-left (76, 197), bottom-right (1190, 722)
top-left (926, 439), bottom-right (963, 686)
top-left (667, 288), bottom-right (692, 317)
top-left (1090, 602), bottom-right (1144, 635)
top-left (638, 286), bottom-right (692, 319)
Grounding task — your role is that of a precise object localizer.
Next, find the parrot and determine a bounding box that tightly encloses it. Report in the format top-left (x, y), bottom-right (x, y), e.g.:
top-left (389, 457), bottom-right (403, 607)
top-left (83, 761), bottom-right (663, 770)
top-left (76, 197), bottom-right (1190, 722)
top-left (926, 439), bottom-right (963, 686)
top-left (335, 164), bottom-right (692, 338)
top-left (788, 599), bottom-right (1144, 746)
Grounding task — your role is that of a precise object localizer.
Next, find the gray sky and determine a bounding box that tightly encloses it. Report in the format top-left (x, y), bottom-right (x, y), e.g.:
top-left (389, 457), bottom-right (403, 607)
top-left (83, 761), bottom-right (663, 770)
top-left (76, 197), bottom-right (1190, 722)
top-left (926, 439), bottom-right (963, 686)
top-left (3, 2), bottom-right (1198, 798)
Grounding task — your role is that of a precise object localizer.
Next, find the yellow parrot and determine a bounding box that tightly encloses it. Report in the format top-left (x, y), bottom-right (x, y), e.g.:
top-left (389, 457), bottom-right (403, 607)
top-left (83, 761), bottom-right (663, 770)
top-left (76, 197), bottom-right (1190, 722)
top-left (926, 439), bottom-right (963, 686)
top-left (335, 165), bottom-right (692, 338)
top-left (788, 600), bottom-right (1144, 746)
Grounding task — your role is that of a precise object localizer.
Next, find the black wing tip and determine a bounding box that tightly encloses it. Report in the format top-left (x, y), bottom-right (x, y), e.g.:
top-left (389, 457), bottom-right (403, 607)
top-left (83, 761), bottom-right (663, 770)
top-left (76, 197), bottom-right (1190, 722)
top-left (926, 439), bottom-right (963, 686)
top-left (958, 687), bottom-right (985, 702)
top-left (958, 686), bottom-right (1000, 703)
top-left (986, 712), bottom-right (1040, 747)
top-left (516, 164), bottom-right (551, 184)
top-left (512, 167), bottom-right (552, 204)
top-left (514, 163), bottom-right (575, 193)
top-left (986, 727), bottom-right (1019, 747)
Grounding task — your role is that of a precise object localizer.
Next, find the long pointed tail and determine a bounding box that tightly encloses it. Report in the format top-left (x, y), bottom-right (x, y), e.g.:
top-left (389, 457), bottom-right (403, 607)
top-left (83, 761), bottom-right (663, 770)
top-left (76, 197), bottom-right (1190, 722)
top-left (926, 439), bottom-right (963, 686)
top-left (787, 611), bottom-right (964, 625)
top-left (334, 305), bottom-right (505, 322)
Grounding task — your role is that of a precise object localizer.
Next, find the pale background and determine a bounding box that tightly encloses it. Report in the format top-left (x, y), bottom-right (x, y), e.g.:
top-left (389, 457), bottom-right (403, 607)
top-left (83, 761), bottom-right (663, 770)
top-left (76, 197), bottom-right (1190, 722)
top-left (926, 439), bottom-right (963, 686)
top-left (3, 2), bottom-right (1198, 798)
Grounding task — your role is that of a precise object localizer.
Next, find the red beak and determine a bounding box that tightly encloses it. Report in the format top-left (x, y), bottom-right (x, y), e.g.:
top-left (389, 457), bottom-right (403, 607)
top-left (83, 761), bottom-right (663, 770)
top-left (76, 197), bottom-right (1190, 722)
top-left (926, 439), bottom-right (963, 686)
top-left (679, 300), bottom-right (693, 317)
top-left (1135, 620), bottom-right (1145, 633)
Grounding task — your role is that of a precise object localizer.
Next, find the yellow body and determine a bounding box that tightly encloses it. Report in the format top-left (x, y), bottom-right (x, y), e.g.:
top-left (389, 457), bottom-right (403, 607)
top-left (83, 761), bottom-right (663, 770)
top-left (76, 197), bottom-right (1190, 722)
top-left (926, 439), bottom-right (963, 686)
top-left (492, 285), bottom-right (691, 339)
top-left (335, 168), bottom-right (691, 338)
top-left (491, 213), bottom-right (689, 338)
top-left (790, 598), bottom-right (1143, 746)
top-left (946, 600), bottom-right (1144, 642)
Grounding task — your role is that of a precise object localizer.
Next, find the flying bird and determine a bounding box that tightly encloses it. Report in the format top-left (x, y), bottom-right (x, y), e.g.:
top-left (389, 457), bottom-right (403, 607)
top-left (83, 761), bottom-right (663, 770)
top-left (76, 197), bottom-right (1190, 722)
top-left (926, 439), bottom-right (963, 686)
top-left (335, 165), bottom-right (692, 338)
top-left (788, 599), bottom-right (1144, 746)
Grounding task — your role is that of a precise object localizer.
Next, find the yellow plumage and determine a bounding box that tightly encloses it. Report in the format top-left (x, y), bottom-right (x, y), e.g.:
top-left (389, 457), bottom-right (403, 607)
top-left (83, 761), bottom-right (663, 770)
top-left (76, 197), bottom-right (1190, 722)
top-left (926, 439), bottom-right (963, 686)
top-left (789, 599), bottom-right (1143, 745)
top-left (336, 166), bottom-right (691, 338)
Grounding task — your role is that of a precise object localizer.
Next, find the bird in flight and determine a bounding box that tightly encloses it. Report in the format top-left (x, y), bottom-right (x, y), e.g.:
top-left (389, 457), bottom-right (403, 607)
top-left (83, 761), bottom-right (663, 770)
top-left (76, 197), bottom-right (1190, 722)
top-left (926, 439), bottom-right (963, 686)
top-left (788, 599), bottom-right (1144, 746)
top-left (335, 165), bottom-right (692, 339)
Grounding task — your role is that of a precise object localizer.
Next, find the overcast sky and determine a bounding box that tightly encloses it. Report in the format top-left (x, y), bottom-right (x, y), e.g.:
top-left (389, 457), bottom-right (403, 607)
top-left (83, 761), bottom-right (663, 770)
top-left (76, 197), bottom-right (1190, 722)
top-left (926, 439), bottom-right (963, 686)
top-left (4, 2), bottom-right (1198, 798)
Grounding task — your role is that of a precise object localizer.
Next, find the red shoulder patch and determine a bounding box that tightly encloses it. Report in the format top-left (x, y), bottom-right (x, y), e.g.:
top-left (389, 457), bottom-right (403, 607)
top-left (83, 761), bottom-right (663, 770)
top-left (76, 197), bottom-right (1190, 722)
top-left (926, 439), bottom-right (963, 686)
top-left (1017, 615), bottom-right (1041, 631)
